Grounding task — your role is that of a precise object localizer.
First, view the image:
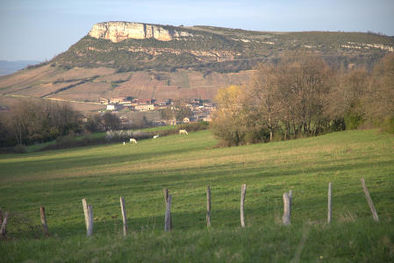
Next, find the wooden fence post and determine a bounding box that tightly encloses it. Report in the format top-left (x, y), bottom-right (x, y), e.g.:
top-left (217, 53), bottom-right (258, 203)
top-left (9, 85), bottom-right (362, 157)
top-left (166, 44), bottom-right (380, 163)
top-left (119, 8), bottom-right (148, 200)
top-left (328, 182), bottom-right (332, 224)
top-left (361, 178), bottom-right (379, 222)
top-left (206, 185), bottom-right (211, 227)
top-left (40, 206), bottom-right (49, 236)
top-left (240, 184), bottom-right (247, 228)
top-left (82, 199), bottom-right (93, 236)
top-left (0, 212), bottom-right (8, 237)
top-left (282, 192), bottom-right (291, 225)
top-left (163, 188), bottom-right (172, 229)
top-left (163, 188), bottom-right (169, 203)
top-left (87, 205), bottom-right (93, 236)
top-left (288, 190), bottom-right (292, 217)
top-left (120, 196), bottom-right (127, 236)
top-left (164, 195), bottom-right (172, 232)
top-left (0, 208), bottom-right (3, 226)
top-left (82, 198), bottom-right (89, 230)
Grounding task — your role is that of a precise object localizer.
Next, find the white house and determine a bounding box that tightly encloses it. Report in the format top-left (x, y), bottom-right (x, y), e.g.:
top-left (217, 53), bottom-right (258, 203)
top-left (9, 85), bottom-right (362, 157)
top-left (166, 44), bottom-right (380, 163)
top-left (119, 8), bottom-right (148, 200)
top-left (106, 104), bottom-right (123, 111)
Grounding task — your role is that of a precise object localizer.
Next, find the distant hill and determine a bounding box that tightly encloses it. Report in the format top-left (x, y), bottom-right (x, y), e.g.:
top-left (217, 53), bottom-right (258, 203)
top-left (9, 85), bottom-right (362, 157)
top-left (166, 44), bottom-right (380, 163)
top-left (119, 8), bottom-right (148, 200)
top-left (0, 60), bottom-right (40, 76)
top-left (53, 22), bottom-right (394, 72)
top-left (0, 22), bottom-right (393, 112)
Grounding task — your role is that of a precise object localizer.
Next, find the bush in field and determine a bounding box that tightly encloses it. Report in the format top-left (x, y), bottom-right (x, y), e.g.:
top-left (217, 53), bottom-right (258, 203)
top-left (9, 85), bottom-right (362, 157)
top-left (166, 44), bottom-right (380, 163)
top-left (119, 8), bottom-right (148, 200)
top-left (178, 121), bottom-right (209, 132)
top-left (105, 130), bottom-right (134, 141)
top-left (12, 144), bottom-right (27, 153)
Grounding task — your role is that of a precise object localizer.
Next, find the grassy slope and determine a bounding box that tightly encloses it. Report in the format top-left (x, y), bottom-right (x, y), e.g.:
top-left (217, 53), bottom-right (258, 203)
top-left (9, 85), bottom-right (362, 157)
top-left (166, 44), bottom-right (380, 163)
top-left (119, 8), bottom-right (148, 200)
top-left (0, 129), bottom-right (393, 262)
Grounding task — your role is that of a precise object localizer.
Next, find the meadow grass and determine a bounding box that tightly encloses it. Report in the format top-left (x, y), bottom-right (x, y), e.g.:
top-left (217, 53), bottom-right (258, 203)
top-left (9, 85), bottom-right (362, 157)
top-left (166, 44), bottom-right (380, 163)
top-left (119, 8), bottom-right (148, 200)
top-left (0, 129), bottom-right (393, 262)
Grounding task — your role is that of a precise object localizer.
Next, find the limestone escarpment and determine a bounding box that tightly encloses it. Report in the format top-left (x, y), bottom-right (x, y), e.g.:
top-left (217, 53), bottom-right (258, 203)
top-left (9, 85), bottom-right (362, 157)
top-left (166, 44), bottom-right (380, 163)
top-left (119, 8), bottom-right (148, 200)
top-left (88, 22), bottom-right (193, 42)
top-left (53, 22), bottom-right (394, 74)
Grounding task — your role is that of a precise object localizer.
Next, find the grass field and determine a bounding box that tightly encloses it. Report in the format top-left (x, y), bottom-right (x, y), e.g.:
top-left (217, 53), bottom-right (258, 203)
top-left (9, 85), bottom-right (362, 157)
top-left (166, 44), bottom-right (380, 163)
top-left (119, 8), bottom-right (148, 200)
top-left (0, 129), bottom-right (393, 262)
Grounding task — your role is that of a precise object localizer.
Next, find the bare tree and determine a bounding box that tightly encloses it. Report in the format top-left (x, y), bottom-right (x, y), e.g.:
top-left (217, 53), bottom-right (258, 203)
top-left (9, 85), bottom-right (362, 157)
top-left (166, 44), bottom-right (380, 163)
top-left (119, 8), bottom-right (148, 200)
top-left (327, 67), bottom-right (369, 129)
top-left (6, 99), bottom-right (82, 145)
top-left (364, 53), bottom-right (394, 128)
top-left (247, 63), bottom-right (283, 141)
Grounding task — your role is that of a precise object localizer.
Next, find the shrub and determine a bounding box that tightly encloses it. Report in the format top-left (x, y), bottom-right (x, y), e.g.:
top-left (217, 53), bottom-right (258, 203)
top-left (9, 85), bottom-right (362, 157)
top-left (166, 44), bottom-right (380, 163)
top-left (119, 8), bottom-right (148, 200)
top-left (56, 135), bottom-right (76, 148)
top-left (13, 144), bottom-right (27, 154)
top-left (178, 121), bottom-right (209, 132)
top-left (344, 112), bottom-right (364, 130)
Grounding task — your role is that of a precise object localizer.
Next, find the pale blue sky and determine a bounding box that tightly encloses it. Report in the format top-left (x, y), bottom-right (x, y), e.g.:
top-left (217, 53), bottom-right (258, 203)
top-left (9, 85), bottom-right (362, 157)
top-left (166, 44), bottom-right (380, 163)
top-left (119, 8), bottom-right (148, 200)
top-left (1, 0), bottom-right (393, 61)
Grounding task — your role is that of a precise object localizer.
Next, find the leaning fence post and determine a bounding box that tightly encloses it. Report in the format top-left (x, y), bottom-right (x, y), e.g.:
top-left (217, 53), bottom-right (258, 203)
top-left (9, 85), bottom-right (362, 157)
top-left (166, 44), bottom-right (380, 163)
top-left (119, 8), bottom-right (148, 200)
top-left (40, 206), bottom-right (49, 236)
top-left (164, 195), bottom-right (172, 232)
top-left (328, 182), bottom-right (332, 223)
top-left (0, 212), bottom-right (9, 237)
top-left (206, 185), bottom-right (211, 227)
top-left (240, 184), bottom-right (247, 227)
top-left (282, 192), bottom-right (291, 225)
top-left (120, 197), bottom-right (128, 236)
top-left (361, 178), bottom-right (379, 222)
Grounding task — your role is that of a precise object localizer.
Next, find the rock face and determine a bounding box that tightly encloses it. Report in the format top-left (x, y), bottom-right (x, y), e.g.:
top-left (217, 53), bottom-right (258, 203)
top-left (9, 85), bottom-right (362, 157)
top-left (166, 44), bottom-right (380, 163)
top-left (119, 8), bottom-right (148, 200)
top-left (88, 21), bottom-right (192, 42)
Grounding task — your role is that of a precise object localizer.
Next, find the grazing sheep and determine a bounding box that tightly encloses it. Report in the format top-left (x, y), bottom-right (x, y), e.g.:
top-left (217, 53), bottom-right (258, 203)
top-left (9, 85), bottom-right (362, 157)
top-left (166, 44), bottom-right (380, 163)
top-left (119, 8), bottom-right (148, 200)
top-left (122, 142), bottom-right (126, 145)
top-left (153, 135), bottom-right (160, 139)
top-left (130, 138), bottom-right (138, 144)
top-left (179, 129), bottom-right (188, 135)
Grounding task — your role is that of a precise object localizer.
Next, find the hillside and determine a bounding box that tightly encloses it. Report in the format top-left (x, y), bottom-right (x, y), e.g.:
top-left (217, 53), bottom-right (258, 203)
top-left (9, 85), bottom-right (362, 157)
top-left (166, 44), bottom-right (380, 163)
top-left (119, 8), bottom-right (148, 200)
top-left (0, 22), bottom-right (393, 110)
top-left (0, 60), bottom-right (40, 76)
top-left (0, 129), bottom-right (393, 261)
top-left (55, 22), bottom-right (394, 72)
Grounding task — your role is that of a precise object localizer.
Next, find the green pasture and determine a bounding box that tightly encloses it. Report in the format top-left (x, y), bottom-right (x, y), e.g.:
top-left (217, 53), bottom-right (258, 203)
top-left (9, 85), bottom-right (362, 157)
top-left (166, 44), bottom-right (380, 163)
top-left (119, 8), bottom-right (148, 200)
top-left (0, 129), bottom-right (393, 262)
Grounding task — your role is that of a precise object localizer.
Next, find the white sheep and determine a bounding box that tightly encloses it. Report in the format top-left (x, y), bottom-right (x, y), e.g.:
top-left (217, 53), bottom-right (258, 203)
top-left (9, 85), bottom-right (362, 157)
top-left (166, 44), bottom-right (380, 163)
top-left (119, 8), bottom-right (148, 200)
top-left (179, 129), bottom-right (188, 135)
top-left (130, 138), bottom-right (138, 144)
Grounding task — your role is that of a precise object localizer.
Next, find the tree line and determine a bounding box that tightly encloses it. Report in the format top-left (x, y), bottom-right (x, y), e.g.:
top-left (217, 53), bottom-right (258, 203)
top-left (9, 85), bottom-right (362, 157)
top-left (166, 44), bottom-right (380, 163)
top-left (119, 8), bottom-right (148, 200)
top-left (212, 53), bottom-right (393, 146)
top-left (0, 101), bottom-right (126, 150)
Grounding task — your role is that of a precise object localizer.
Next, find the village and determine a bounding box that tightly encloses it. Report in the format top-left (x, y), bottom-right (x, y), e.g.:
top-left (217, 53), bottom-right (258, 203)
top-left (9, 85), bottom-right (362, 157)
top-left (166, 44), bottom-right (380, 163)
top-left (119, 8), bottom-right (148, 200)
top-left (100, 96), bottom-right (216, 126)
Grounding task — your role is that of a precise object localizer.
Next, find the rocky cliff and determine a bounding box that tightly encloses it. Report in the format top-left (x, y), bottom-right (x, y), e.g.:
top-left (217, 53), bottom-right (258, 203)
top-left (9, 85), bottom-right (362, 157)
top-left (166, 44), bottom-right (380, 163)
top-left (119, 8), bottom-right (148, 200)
top-left (88, 21), bottom-right (193, 42)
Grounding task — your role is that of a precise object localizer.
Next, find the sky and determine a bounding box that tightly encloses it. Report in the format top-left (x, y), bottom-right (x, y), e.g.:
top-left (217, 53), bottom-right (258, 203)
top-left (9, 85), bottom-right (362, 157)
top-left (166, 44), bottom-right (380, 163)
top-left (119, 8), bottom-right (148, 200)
top-left (0, 0), bottom-right (393, 61)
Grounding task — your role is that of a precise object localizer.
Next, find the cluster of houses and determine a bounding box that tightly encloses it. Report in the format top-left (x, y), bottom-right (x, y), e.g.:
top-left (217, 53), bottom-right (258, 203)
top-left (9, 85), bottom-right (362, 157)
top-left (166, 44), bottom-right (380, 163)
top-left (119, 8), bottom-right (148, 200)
top-left (101, 97), bottom-right (162, 112)
top-left (100, 97), bottom-right (216, 124)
